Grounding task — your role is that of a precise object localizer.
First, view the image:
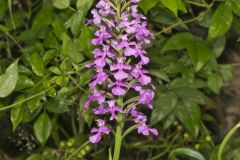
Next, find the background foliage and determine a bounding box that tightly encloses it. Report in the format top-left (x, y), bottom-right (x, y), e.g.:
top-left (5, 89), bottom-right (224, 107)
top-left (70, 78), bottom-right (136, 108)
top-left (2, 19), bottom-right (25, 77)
top-left (0, 0), bottom-right (240, 159)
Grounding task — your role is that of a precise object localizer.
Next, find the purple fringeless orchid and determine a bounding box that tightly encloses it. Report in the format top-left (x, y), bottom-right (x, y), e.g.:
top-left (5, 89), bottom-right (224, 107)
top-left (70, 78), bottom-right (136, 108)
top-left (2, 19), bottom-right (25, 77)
top-left (84, 0), bottom-right (158, 144)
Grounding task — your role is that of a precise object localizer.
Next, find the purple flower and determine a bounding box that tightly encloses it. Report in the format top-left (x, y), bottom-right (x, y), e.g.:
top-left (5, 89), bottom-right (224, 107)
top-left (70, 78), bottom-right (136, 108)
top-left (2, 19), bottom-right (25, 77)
top-left (89, 119), bottom-right (111, 143)
top-left (89, 70), bottom-right (108, 88)
top-left (131, 107), bottom-right (147, 123)
top-left (84, 89), bottom-right (105, 109)
top-left (107, 100), bottom-right (123, 120)
top-left (85, 0), bottom-right (158, 143)
top-left (110, 57), bottom-right (131, 80)
top-left (138, 89), bottom-right (154, 109)
top-left (131, 0), bottom-right (141, 3)
top-left (132, 64), bottom-right (151, 85)
top-left (93, 104), bottom-right (108, 115)
top-left (137, 123), bottom-right (158, 136)
top-left (92, 26), bottom-right (112, 45)
top-left (91, 9), bottom-right (101, 25)
top-left (108, 80), bottom-right (128, 96)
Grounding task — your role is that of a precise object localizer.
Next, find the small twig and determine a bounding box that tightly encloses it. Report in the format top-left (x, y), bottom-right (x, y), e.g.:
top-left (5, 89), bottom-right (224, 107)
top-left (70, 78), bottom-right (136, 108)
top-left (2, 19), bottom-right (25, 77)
top-left (155, 0), bottom-right (215, 36)
top-left (68, 75), bottom-right (87, 92)
top-left (186, 0), bottom-right (208, 7)
top-left (0, 86), bottom-right (55, 111)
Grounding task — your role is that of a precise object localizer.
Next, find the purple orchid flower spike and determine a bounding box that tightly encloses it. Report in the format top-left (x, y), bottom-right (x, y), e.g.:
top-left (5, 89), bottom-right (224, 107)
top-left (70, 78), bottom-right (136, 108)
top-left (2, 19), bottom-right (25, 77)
top-left (84, 0), bottom-right (158, 147)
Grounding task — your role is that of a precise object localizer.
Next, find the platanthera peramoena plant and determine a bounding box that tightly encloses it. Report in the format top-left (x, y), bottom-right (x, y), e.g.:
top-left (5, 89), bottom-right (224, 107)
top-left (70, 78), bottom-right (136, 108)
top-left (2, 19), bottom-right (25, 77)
top-left (84, 0), bottom-right (158, 159)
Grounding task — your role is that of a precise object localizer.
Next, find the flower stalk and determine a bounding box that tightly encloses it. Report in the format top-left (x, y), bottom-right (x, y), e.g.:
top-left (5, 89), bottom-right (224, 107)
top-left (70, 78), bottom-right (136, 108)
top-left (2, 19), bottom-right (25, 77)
top-left (113, 113), bottom-right (124, 160)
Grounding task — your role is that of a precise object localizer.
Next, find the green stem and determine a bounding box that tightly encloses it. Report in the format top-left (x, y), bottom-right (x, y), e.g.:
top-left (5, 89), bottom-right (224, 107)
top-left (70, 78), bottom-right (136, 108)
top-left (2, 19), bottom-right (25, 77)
top-left (113, 113), bottom-right (124, 160)
top-left (0, 86), bottom-right (55, 111)
top-left (218, 122), bottom-right (240, 160)
top-left (186, 0), bottom-right (207, 7)
top-left (155, 0), bottom-right (215, 36)
top-left (116, 0), bottom-right (121, 22)
top-left (71, 109), bottom-right (78, 135)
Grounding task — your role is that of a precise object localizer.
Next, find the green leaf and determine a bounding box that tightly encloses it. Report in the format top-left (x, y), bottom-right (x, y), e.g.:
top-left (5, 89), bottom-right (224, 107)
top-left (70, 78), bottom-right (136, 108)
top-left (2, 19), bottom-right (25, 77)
top-left (8, 0), bottom-right (15, 29)
top-left (207, 73), bottom-right (224, 94)
top-left (159, 0), bottom-right (186, 16)
top-left (76, 0), bottom-right (93, 11)
top-left (139, 0), bottom-right (159, 14)
top-left (11, 95), bottom-right (25, 131)
top-left (149, 69), bottom-right (170, 82)
top-left (169, 148), bottom-right (205, 160)
top-left (0, 0), bottom-right (7, 20)
top-left (186, 41), bottom-right (211, 72)
top-left (176, 102), bottom-right (201, 137)
top-left (43, 50), bottom-right (56, 66)
top-left (0, 59), bottom-right (19, 97)
top-left (0, 24), bottom-right (9, 33)
top-left (57, 86), bottom-right (77, 97)
top-left (80, 25), bottom-right (94, 59)
top-left (48, 66), bottom-right (61, 75)
top-left (208, 4), bottom-right (233, 39)
top-left (52, 17), bottom-right (65, 40)
top-left (151, 92), bottom-right (178, 125)
top-left (212, 36), bottom-right (226, 58)
top-left (65, 10), bottom-right (85, 35)
top-left (220, 64), bottom-right (234, 81)
top-left (229, 0), bottom-right (240, 16)
top-left (62, 34), bottom-right (84, 63)
top-left (79, 92), bottom-right (88, 109)
top-left (26, 154), bottom-right (42, 160)
top-left (168, 78), bottom-right (207, 89)
top-left (27, 95), bottom-right (42, 112)
top-left (52, 0), bottom-right (70, 9)
top-left (176, 87), bottom-right (212, 105)
top-left (32, 5), bottom-right (53, 31)
top-left (163, 33), bottom-right (211, 71)
top-left (162, 32), bottom-right (193, 52)
top-left (43, 32), bottom-right (58, 49)
top-left (34, 113), bottom-right (52, 145)
top-left (22, 105), bottom-right (41, 123)
top-left (28, 52), bottom-right (45, 77)
top-left (45, 98), bottom-right (70, 113)
top-left (15, 75), bottom-right (35, 90)
top-left (163, 114), bottom-right (175, 129)
top-left (79, 69), bottom-right (94, 86)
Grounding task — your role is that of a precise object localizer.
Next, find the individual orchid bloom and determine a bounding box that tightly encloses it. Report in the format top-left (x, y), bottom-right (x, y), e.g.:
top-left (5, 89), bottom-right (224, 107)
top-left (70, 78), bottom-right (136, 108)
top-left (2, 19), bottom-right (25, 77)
top-left (89, 119), bottom-right (111, 143)
top-left (97, 0), bottom-right (114, 16)
top-left (108, 80), bottom-right (129, 96)
top-left (84, 89), bottom-right (105, 109)
top-left (89, 70), bottom-right (108, 88)
top-left (110, 57), bottom-right (131, 80)
top-left (132, 64), bottom-right (151, 85)
top-left (93, 104), bottom-right (108, 115)
top-left (137, 123), bottom-right (158, 136)
top-left (85, 0), bottom-right (158, 145)
top-left (91, 9), bottom-right (101, 25)
top-left (138, 89), bottom-right (154, 109)
top-left (107, 100), bottom-right (123, 120)
top-left (92, 26), bottom-right (112, 45)
top-left (131, 107), bottom-right (147, 123)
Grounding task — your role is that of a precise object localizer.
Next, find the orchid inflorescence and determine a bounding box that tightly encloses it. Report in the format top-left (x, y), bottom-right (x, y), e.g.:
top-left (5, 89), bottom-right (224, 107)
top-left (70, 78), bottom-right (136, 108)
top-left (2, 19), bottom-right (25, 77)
top-left (84, 0), bottom-right (158, 144)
